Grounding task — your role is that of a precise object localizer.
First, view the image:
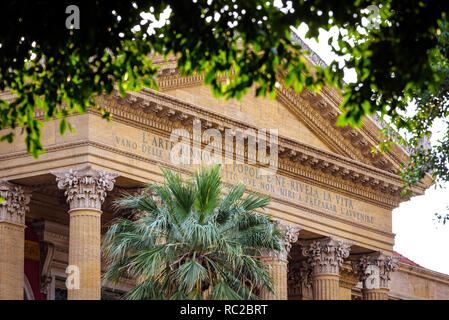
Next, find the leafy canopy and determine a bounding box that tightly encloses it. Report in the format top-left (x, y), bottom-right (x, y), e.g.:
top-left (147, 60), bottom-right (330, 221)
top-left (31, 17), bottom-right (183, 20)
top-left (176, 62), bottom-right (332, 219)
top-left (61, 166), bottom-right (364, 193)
top-left (377, 20), bottom-right (449, 192)
top-left (102, 164), bottom-right (284, 300)
top-left (1, 1), bottom-right (449, 188)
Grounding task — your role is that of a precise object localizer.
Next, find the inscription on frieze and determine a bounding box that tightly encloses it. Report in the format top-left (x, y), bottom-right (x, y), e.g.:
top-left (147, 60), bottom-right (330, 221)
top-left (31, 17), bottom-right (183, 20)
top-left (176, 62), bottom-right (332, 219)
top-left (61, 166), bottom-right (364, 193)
top-left (112, 130), bottom-right (375, 226)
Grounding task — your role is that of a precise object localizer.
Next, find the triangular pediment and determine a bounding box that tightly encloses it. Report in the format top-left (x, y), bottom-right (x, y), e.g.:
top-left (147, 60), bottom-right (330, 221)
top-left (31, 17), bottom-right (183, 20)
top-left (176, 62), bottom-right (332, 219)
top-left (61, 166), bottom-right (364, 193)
top-left (163, 84), bottom-right (336, 154)
top-left (156, 71), bottom-right (414, 173)
top-left (153, 51), bottom-right (421, 174)
top-left (103, 83), bottom-right (430, 198)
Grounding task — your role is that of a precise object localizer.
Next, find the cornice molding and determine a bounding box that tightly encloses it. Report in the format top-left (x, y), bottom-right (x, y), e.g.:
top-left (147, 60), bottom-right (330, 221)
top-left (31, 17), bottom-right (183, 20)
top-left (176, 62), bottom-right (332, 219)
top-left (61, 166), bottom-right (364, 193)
top-left (0, 90), bottom-right (427, 207)
top-left (0, 51), bottom-right (431, 187)
top-left (96, 89), bottom-right (426, 201)
top-left (153, 64), bottom-right (405, 174)
top-left (128, 67), bottom-right (414, 177)
top-left (17, 102), bottom-right (431, 204)
top-left (289, 30), bottom-right (415, 172)
top-left (0, 132), bottom-right (410, 211)
top-left (398, 262), bottom-right (449, 285)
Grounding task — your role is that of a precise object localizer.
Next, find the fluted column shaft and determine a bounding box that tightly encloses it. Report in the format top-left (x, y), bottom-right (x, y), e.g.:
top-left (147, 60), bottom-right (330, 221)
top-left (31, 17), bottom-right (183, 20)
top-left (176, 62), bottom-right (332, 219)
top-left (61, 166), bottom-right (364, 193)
top-left (301, 237), bottom-right (351, 300)
top-left (68, 208), bottom-right (102, 299)
top-left (362, 288), bottom-right (389, 300)
top-left (260, 222), bottom-right (301, 300)
top-left (260, 256), bottom-right (288, 300)
top-left (52, 165), bottom-right (118, 300)
top-left (0, 222), bottom-right (25, 299)
top-left (0, 181), bottom-right (30, 300)
top-left (312, 274), bottom-right (340, 300)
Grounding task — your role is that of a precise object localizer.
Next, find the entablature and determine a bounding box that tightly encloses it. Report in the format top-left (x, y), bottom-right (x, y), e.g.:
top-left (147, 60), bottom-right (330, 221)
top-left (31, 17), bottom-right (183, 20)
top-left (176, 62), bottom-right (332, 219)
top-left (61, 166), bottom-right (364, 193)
top-left (95, 88), bottom-right (427, 209)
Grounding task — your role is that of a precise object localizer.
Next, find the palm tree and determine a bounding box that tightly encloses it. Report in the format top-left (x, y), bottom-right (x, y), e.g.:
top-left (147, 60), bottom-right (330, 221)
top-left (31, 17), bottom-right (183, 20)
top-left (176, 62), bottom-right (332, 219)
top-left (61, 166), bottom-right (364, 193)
top-left (102, 164), bottom-right (284, 300)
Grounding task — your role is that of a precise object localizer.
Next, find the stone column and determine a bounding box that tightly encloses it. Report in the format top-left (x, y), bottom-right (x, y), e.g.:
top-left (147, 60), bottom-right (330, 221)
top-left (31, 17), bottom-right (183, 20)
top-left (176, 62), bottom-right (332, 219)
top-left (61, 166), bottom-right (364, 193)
top-left (52, 165), bottom-right (119, 300)
top-left (0, 181), bottom-right (31, 300)
top-left (301, 237), bottom-right (351, 300)
top-left (351, 252), bottom-right (399, 300)
top-left (260, 223), bottom-right (301, 300)
top-left (339, 267), bottom-right (359, 300)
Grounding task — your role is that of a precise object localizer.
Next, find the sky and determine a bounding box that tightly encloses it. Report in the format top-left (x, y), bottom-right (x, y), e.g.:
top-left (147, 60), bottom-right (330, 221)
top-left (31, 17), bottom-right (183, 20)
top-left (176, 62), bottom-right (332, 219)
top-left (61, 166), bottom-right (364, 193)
top-left (295, 24), bottom-right (449, 275)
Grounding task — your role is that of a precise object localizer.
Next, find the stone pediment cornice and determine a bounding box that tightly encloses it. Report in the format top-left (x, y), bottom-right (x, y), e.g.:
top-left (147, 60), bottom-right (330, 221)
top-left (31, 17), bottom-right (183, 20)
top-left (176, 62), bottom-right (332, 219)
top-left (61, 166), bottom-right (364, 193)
top-left (290, 30), bottom-right (414, 173)
top-left (153, 55), bottom-right (425, 185)
top-left (292, 86), bottom-right (408, 174)
top-left (97, 88), bottom-right (427, 206)
top-left (0, 57), bottom-right (433, 191)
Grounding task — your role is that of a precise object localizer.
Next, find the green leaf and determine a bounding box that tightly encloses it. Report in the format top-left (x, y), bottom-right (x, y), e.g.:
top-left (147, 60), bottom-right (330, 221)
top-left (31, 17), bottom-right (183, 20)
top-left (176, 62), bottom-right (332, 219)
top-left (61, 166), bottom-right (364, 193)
top-left (59, 119), bottom-right (67, 135)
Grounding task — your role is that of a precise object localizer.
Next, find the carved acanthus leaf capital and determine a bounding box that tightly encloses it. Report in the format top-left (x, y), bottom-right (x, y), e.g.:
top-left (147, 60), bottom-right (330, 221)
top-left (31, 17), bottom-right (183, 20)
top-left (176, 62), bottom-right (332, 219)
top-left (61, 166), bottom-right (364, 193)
top-left (260, 222), bottom-right (302, 262)
top-left (262, 221), bottom-right (302, 261)
top-left (277, 221), bottom-right (302, 254)
top-left (0, 180), bottom-right (31, 225)
top-left (301, 237), bottom-right (352, 275)
top-left (351, 252), bottom-right (399, 289)
top-left (51, 165), bottom-right (119, 211)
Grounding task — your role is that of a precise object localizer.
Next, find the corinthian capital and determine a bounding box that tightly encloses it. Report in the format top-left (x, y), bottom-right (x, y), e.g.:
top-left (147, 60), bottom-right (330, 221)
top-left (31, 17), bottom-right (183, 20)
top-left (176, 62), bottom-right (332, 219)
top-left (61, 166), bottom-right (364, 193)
top-left (351, 252), bottom-right (399, 289)
top-left (0, 180), bottom-right (31, 225)
top-left (277, 221), bottom-right (302, 254)
top-left (260, 222), bottom-right (302, 262)
top-left (51, 165), bottom-right (119, 211)
top-left (301, 237), bottom-right (351, 275)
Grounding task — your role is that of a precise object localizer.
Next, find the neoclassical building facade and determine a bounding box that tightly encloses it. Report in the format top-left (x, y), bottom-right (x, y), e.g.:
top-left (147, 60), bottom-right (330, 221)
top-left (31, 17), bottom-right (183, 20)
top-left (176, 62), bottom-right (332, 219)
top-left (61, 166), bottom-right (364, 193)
top-left (1, 43), bottom-right (449, 300)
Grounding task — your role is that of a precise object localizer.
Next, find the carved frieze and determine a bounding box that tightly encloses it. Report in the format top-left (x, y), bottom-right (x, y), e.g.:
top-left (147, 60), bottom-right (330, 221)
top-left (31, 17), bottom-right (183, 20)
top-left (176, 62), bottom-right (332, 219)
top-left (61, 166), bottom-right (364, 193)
top-left (0, 180), bottom-right (31, 225)
top-left (96, 89), bottom-right (427, 207)
top-left (51, 165), bottom-right (119, 211)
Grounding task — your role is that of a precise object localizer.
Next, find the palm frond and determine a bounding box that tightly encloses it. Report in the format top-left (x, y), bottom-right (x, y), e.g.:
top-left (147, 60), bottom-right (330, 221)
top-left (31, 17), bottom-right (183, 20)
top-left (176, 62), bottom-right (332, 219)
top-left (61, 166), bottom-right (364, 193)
top-left (211, 280), bottom-right (243, 300)
top-left (195, 164), bottom-right (222, 223)
top-left (115, 195), bottom-right (159, 217)
top-left (239, 193), bottom-right (271, 212)
top-left (123, 278), bottom-right (165, 300)
top-left (103, 164), bottom-right (283, 300)
top-left (216, 182), bottom-right (246, 224)
top-left (176, 259), bottom-right (208, 293)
